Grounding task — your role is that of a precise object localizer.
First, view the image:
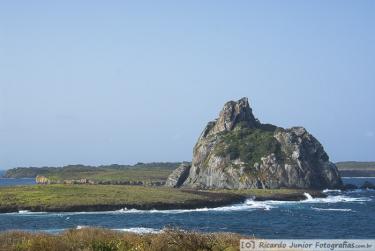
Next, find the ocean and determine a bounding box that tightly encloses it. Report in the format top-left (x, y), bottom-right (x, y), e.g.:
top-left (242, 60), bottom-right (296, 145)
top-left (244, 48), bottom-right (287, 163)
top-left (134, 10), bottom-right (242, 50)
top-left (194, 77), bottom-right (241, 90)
top-left (0, 178), bottom-right (35, 186)
top-left (0, 177), bottom-right (374, 238)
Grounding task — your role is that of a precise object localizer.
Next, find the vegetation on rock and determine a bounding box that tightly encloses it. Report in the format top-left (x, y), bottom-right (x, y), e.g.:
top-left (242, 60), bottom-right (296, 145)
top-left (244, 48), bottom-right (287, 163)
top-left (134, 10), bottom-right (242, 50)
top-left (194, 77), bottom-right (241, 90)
top-left (213, 127), bottom-right (282, 168)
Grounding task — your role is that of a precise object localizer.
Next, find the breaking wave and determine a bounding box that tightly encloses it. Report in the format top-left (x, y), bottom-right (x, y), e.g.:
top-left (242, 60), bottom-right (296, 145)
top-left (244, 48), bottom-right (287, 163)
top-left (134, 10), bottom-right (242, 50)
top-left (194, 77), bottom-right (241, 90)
top-left (322, 189), bottom-right (341, 193)
top-left (16, 210), bottom-right (48, 215)
top-left (113, 192), bottom-right (370, 213)
top-left (301, 194), bottom-right (371, 203)
top-left (116, 204), bottom-right (255, 214)
top-left (75, 225), bottom-right (159, 233)
top-left (113, 227), bottom-right (160, 234)
top-left (311, 207), bottom-right (353, 212)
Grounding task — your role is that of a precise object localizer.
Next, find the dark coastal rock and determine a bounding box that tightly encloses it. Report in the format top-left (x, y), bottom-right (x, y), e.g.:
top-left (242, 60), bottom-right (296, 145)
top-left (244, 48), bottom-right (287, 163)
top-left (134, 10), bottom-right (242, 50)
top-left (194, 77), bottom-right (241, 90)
top-left (360, 181), bottom-right (375, 190)
top-left (253, 190), bottom-right (326, 201)
top-left (167, 97), bottom-right (342, 190)
top-left (165, 163), bottom-right (191, 188)
top-left (341, 183), bottom-right (358, 190)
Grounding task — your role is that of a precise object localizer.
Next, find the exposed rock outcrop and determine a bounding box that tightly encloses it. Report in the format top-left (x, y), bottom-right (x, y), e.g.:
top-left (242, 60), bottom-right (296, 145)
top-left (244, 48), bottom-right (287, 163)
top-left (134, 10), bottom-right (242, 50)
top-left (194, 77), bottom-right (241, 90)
top-left (341, 183), bottom-right (358, 190)
top-left (165, 163), bottom-right (191, 188)
top-left (36, 175), bottom-right (49, 184)
top-left (361, 181), bottom-right (375, 190)
top-left (167, 97), bottom-right (342, 190)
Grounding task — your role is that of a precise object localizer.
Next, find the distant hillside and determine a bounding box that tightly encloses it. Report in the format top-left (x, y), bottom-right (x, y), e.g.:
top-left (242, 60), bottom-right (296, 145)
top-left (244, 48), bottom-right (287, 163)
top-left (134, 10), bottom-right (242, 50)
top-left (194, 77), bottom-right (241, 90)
top-left (336, 161), bottom-right (375, 177)
top-left (5, 161), bottom-right (375, 180)
top-left (3, 162), bottom-right (182, 185)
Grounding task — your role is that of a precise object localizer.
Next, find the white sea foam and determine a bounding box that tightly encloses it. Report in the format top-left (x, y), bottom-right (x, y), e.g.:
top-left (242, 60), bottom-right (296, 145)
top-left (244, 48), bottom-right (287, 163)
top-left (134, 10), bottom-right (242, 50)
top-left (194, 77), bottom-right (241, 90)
top-left (17, 210), bottom-right (48, 215)
top-left (115, 204), bottom-right (254, 214)
top-left (303, 192), bottom-right (314, 200)
top-left (2, 191), bottom-right (370, 216)
top-left (322, 189), bottom-right (341, 193)
top-left (231, 193), bottom-right (371, 211)
top-left (311, 207), bottom-right (353, 212)
top-left (303, 195), bottom-right (371, 203)
top-left (113, 227), bottom-right (160, 234)
top-left (74, 225), bottom-right (159, 234)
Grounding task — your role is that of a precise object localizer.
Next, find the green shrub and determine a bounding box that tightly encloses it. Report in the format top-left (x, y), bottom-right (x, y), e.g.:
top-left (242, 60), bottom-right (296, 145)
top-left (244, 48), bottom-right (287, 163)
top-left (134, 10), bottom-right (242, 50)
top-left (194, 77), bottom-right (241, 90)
top-left (214, 127), bottom-right (283, 167)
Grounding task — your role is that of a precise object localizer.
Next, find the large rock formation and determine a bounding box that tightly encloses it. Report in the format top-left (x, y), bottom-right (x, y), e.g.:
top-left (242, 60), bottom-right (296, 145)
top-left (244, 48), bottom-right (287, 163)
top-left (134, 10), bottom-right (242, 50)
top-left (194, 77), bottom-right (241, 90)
top-left (167, 97), bottom-right (342, 189)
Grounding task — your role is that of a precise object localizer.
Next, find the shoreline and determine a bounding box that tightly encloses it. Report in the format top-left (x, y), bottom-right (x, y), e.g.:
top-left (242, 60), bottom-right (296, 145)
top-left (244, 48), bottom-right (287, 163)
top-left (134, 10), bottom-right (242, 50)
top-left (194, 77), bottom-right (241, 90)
top-left (0, 187), bottom-right (326, 213)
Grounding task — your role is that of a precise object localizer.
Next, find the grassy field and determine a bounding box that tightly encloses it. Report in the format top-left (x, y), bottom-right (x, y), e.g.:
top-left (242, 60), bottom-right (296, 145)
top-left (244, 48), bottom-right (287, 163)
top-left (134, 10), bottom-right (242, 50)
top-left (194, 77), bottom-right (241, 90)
top-left (45, 167), bottom-right (175, 184)
top-left (0, 185), bottom-right (209, 212)
top-left (0, 184), bottom-right (321, 213)
top-left (3, 163), bottom-right (180, 184)
top-left (336, 161), bottom-right (375, 177)
top-left (0, 227), bottom-right (244, 251)
top-left (336, 161), bottom-right (375, 170)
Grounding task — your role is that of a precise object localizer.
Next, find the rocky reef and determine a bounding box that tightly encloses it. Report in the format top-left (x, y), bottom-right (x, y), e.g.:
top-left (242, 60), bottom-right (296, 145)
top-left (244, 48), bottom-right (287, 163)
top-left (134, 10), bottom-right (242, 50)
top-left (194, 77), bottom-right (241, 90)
top-left (167, 97), bottom-right (342, 189)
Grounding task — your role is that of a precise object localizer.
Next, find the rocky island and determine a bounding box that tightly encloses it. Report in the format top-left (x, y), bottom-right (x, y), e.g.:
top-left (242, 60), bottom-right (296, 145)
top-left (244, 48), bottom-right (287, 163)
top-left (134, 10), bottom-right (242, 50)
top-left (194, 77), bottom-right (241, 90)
top-left (167, 97), bottom-right (342, 189)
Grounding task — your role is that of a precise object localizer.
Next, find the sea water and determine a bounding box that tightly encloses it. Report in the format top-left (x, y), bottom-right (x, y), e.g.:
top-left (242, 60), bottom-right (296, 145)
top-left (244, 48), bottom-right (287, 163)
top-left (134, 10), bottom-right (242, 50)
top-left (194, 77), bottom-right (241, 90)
top-left (0, 177), bottom-right (374, 238)
top-left (0, 178), bottom-right (35, 186)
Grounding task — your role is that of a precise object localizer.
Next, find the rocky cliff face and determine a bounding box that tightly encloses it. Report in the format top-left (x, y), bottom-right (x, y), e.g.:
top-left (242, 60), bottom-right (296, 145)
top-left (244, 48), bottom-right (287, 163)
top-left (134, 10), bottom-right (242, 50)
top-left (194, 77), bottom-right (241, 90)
top-left (167, 97), bottom-right (342, 189)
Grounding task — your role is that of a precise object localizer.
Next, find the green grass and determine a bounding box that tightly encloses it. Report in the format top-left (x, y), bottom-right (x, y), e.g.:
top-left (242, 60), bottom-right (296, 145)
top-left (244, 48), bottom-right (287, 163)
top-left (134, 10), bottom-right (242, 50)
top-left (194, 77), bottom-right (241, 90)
top-left (0, 185), bottom-right (316, 212)
top-left (4, 163), bottom-right (179, 184)
top-left (45, 167), bottom-right (175, 184)
top-left (0, 185), bottom-right (206, 209)
top-left (86, 168), bottom-right (173, 182)
top-left (3, 163), bottom-right (179, 181)
top-left (0, 228), bottom-right (244, 251)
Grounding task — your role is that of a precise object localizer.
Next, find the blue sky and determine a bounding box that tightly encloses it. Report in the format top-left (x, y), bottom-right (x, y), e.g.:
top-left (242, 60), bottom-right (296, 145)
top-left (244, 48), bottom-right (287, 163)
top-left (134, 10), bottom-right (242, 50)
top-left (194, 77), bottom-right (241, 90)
top-left (0, 1), bottom-right (374, 169)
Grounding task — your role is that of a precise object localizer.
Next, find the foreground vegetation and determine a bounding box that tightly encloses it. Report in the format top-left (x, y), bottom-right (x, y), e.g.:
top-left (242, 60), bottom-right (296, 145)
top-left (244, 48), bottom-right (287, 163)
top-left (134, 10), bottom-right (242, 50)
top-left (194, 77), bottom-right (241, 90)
top-left (0, 184), bottom-right (323, 213)
top-left (0, 228), bottom-right (244, 251)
